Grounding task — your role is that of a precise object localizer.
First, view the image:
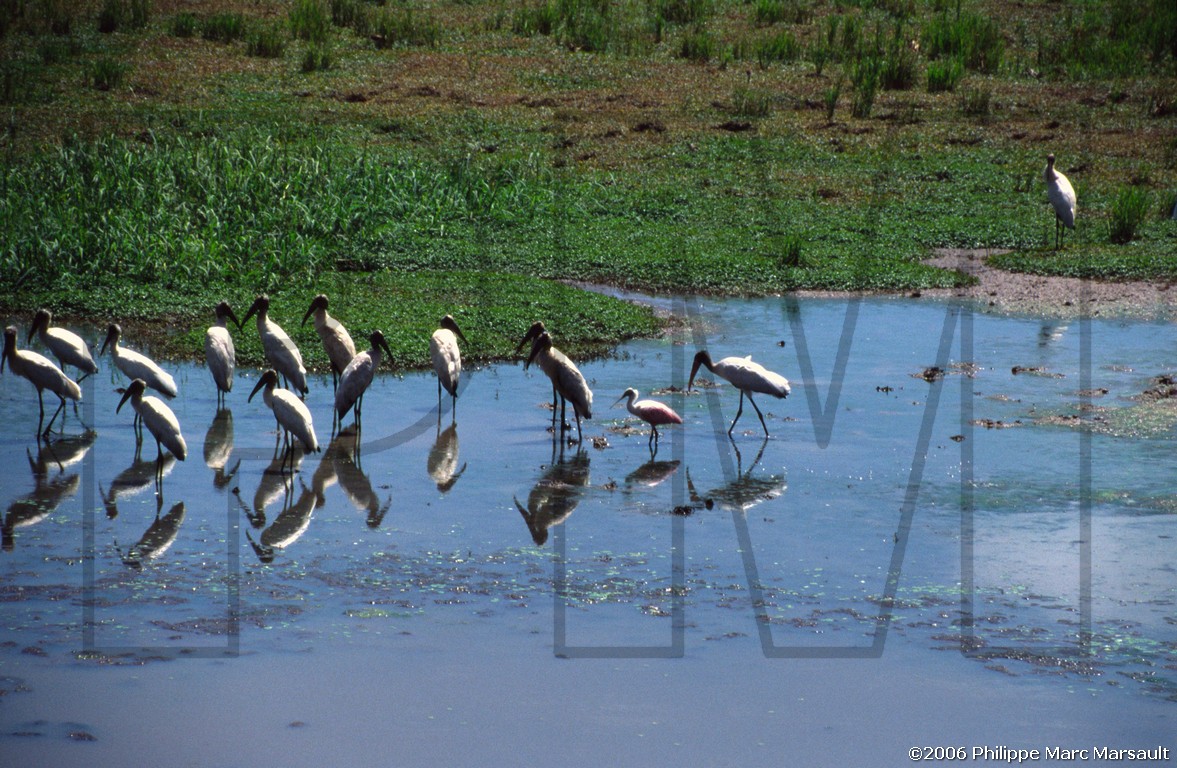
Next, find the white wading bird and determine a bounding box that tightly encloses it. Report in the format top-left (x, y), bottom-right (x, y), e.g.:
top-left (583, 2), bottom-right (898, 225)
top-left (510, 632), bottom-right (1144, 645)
top-left (335, 330), bottom-right (392, 428)
top-left (249, 369), bottom-right (320, 458)
top-left (28, 308), bottom-right (99, 382)
top-left (101, 323), bottom-right (178, 399)
top-left (301, 294), bottom-right (355, 394)
top-left (204, 300), bottom-right (240, 405)
top-left (2, 326), bottom-right (82, 437)
top-left (688, 350), bottom-right (790, 437)
top-left (526, 331), bottom-right (592, 443)
top-left (430, 315), bottom-right (467, 414)
top-left (242, 295), bottom-right (308, 396)
top-left (1044, 153), bottom-right (1077, 249)
top-left (116, 379), bottom-right (188, 476)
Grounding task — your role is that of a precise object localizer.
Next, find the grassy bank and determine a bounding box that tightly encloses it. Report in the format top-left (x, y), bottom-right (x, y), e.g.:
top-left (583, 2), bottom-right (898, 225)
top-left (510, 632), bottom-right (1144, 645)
top-left (2, 0), bottom-right (1174, 362)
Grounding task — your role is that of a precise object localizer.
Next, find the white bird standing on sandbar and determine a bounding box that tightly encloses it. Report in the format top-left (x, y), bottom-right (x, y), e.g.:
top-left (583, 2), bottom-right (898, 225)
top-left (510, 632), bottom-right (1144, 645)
top-left (301, 294), bottom-right (356, 394)
top-left (249, 368), bottom-right (320, 455)
top-left (116, 378), bottom-right (188, 471)
top-left (242, 295), bottom-right (308, 396)
top-left (1044, 153), bottom-right (1076, 249)
top-left (430, 315), bottom-right (467, 414)
top-left (101, 323), bottom-right (178, 399)
top-left (526, 331), bottom-right (592, 443)
top-left (204, 300), bottom-right (239, 405)
top-left (336, 330), bottom-right (392, 427)
top-left (688, 350), bottom-right (790, 437)
top-left (2, 326), bottom-right (82, 437)
top-left (27, 308), bottom-right (99, 382)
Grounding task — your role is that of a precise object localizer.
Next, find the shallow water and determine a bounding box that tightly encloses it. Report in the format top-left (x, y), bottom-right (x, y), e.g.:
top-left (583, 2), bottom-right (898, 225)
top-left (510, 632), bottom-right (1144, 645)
top-left (1, 296), bottom-right (1175, 765)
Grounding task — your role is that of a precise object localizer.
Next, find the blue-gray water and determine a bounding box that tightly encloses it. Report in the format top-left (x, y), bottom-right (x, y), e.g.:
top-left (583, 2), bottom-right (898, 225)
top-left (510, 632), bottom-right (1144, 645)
top-left (1, 296), bottom-right (1174, 766)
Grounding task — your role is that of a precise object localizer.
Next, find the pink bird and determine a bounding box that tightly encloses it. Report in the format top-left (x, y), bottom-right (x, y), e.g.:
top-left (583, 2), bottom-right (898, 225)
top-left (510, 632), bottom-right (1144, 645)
top-left (614, 388), bottom-right (682, 449)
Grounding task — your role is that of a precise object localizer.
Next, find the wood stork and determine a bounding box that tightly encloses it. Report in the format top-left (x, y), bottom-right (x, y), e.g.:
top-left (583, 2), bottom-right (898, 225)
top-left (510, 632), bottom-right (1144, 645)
top-left (101, 323), bottom-right (178, 398)
top-left (301, 294), bottom-right (355, 394)
top-left (2, 326), bottom-right (82, 437)
top-left (242, 295), bottom-right (308, 396)
top-left (249, 368), bottom-right (320, 457)
top-left (204, 301), bottom-right (239, 405)
top-left (526, 331), bottom-right (592, 442)
top-left (515, 321), bottom-right (558, 414)
top-left (430, 314), bottom-right (466, 414)
top-left (335, 330), bottom-right (391, 427)
top-left (613, 387), bottom-right (682, 449)
top-left (116, 379), bottom-right (188, 475)
top-left (688, 350), bottom-right (790, 437)
top-left (1045, 153), bottom-right (1077, 249)
top-left (28, 308), bottom-right (99, 382)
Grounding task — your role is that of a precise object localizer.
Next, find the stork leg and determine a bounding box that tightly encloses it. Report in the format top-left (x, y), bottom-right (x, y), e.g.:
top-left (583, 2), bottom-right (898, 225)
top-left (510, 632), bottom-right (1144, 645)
top-left (728, 391), bottom-right (746, 436)
top-left (43, 396), bottom-right (67, 437)
top-left (747, 392), bottom-right (771, 436)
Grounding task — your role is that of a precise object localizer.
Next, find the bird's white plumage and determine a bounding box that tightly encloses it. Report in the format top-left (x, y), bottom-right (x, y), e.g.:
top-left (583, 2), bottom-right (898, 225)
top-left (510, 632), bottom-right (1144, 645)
top-left (336, 331), bottom-right (390, 423)
top-left (30, 310), bottom-right (98, 376)
top-left (205, 325), bottom-right (235, 394)
top-left (529, 333), bottom-right (592, 422)
top-left (431, 328), bottom-right (462, 397)
top-left (268, 387), bottom-right (319, 453)
top-left (1045, 155), bottom-right (1076, 230)
top-left (304, 295), bottom-right (356, 376)
top-left (103, 325), bottom-right (178, 398)
top-left (3, 334), bottom-right (82, 405)
top-left (711, 355), bottom-right (791, 398)
top-left (246, 297), bottom-right (307, 395)
top-left (121, 382), bottom-right (187, 460)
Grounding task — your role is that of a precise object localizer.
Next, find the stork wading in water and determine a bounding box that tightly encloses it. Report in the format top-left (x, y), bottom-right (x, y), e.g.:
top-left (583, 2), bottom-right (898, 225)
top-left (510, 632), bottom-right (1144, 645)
top-left (204, 301), bottom-right (240, 406)
top-left (101, 323), bottom-right (178, 399)
top-left (526, 331), bottom-right (592, 443)
top-left (430, 315), bottom-right (467, 416)
top-left (613, 387), bottom-right (682, 451)
top-left (1044, 153), bottom-right (1077, 249)
top-left (28, 308), bottom-right (99, 383)
top-left (335, 330), bottom-right (392, 430)
top-left (249, 369), bottom-right (320, 470)
top-left (2, 326), bottom-right (82, 437)
top-left (515, 321), bottom-right (559, 418)
top-left (688, 350), bottom-right (790, 437)
top-left (242, 295), bottom-right (308, 396)
top-left (116, 378), bottom-right (188, 481)
top-left (301, 294), bottom-right (356, 395)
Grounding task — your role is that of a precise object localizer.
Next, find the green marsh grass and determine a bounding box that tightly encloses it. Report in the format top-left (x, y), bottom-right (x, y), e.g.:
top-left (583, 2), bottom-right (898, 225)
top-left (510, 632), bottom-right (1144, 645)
top-left (201, 13), bottom-right (245, 43)
top-left (89, 57), bottom-right (127, 90)
top-left (169, 12), bottom-right (198, 38)
top-left (247, 23), bottom-right (287, 58)
top-left (1109, 186), bottom-right (1152, 244)
top-left (290, 0), bottom-right (331, 44)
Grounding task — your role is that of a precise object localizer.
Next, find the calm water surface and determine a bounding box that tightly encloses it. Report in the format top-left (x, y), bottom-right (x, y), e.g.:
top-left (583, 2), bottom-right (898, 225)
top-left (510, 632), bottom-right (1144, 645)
top-left (1, 296), bottom-right (1175, 766)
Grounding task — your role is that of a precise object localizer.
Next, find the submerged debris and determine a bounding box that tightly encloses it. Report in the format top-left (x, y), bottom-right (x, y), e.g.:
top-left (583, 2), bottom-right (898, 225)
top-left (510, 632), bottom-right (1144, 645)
top-left (972, 418), bottom-right (1024, 429)
top-left (1012, 365), bottom-right (1065, 378)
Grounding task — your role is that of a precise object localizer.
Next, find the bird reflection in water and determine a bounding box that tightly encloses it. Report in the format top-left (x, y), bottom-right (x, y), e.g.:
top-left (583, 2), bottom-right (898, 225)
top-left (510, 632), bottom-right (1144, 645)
top-left (623, 458), bottom-right (680, 492)
top-left (4, 432), bottom-right (95, 550)
top-left (117, 496), bottom-right (185, 569)
top-left (241, 478), bottom-right (317, 564)
top-left (203, 408), bottom-right (239, 490)
top-left (513, 443), bottom-right (591, 546)
top-left (236, 445), bottom-right (306, 529)
top-left (102, 449), bottom-right (177, 519)
top-left (683, 438), bottom-right (786, 515)
top-left (427, 419), bottom-right (466, 494)
top-left (312, 425), bottom-right (390, 528)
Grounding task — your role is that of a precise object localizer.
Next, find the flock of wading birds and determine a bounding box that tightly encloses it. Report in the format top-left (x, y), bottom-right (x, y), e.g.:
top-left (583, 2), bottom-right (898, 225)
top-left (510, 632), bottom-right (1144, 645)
top-left (2, 155), bottom-right (1081, 470)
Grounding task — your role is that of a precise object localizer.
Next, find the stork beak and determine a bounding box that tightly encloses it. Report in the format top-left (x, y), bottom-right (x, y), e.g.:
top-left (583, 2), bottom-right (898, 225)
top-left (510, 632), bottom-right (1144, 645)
top-left (25, 320), bottom-right (36, 346)
top-left (227, 306), bottom-right (242, 331)
top-left (248, 376), bottom-right (267, 403)
top-left (99, 326), bottom-right (115, 356)
top-left (116, 386), bottom-right (133, 413)
top-left (242, 297), bottom-right (262, 325)
top-left (687, 351), bottom-right (708, 392)
top-left (379, 336), bottom-right (393, 361)
top-left (300, 301), bottom-right (315, 327)
top-left (514, 322), bottom-right (542, 354)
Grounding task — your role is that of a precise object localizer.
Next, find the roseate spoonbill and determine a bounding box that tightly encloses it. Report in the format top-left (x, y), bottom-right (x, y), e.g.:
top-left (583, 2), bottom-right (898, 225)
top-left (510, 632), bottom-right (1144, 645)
top-left (688, 350), bottom-right (790, 437)
top-left (526, 331), bottom-right (592, 442)
top-left (614, 387), bottom-right (682, 449)
top-left (242, 295), bottom-right (307, 396)
top-left (335, 330), bottom-right (392, 427)
top-left (1045, 153), bottom-right (1076, 249)
top-left (204, 301), bottom-right (239, 405)
top-left (249, 368), bottom-right (320, 456)
top-left (2, 326), bottom-right (82, 437)
top-left (101, 323), bottom-right (178, 399)
top-left (301, 294), bottom-right (355, 394)
top-left (28, 308), bottom-right (98, 382)
top-left (430, 315), bottom-right (466, 414)
top-left (116, 379), bottom-right (188, 474)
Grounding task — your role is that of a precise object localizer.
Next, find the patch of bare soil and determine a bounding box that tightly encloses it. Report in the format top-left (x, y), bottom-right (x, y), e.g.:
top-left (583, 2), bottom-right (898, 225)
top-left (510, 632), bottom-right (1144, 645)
top-left (921, 249), bottom-right (1177, 321)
